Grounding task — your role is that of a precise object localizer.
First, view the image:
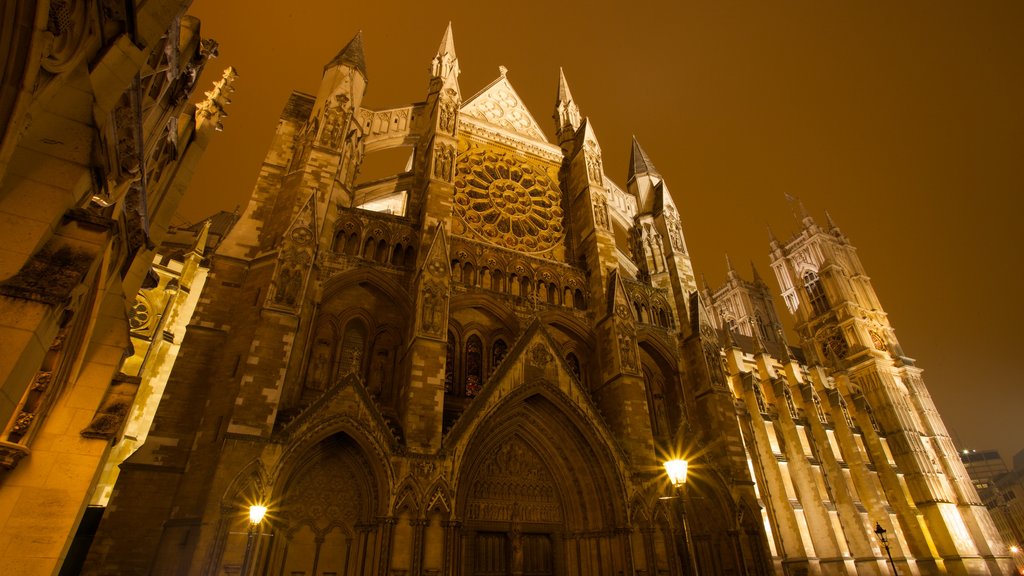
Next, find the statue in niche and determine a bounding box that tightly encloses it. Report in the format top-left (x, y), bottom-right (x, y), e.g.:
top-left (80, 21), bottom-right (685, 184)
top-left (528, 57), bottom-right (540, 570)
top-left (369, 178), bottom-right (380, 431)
top-left (368, 349), bottom-right (391, 397)
top-left (439, 101), bottom-right (457, 134)
top-left (421, 285), bottom-right (446, 334)
top-left (308, 343), bottom-right (330, 391)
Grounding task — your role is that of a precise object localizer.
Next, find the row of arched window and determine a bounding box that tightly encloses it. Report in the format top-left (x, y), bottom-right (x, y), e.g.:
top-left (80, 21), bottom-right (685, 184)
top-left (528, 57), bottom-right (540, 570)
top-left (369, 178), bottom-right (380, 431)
top-left (443, 331), bottom-right (587, 398)
top-left (451, 259), bottom-right (587, 310)
top-left (631, 299), bottom-right (674, 329)
top-left (331, 225), bottom-right (416, 268)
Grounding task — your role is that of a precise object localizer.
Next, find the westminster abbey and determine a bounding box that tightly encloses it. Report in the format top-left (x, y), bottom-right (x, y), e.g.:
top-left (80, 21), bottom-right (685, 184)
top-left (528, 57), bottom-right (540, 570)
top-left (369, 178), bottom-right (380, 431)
top-left (54, 25), bottom-right (1014, 575)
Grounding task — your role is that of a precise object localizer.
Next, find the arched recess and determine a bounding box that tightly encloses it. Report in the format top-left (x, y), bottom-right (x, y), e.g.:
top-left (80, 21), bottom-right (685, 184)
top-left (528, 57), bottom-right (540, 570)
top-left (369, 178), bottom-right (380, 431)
top-left (680, 466), bottom-right (770, 576)
top-left (456, 389), bottom-right (629, 575)
top-left (637, 335), bottom-right (684, 447)
top-left (295, 269), bottom-right (412, 413)
top-left (259, 431), bottom-right (388, 576)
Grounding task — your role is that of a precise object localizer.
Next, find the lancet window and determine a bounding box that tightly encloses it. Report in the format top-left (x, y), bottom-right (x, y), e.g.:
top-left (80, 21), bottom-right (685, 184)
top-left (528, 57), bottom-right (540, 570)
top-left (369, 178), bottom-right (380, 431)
top-left (782, 385), bottom-right (798, 419)
top-left (812, 391), bottom-right (829, 425)
top-left (803, 270), bottom-right (830, 316)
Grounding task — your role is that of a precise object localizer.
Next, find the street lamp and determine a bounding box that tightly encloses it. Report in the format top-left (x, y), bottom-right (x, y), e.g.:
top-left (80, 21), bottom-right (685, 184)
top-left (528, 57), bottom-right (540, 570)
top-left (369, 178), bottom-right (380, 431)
top-left (874, 522), bottom-right (897, 576)
top-left (664, 459), bottom-right (699, 576)
top-left (241, 504), bottom-right (268, 576)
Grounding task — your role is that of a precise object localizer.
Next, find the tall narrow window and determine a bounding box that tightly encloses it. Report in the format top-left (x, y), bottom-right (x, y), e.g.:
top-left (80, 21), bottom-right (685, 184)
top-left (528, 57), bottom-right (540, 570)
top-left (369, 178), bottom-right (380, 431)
top-left (803, 271), bottom-right (830, 316)
top-left (491, 339), bottom-right (508, 375)
top-left (839, 397), bottom-right (856, 429)
top-left (864, 402), bottom-right (881, 433)
top-left (753, 382), bottom-right (769, 415)
top-left (812, 392), bottom-right (828, 424)
top-left (465, 335), bottom-right (483, 397)
top-left (566, 353), bottom-right (582, 383)
top-left (782, 385), bottom-right (798, 419)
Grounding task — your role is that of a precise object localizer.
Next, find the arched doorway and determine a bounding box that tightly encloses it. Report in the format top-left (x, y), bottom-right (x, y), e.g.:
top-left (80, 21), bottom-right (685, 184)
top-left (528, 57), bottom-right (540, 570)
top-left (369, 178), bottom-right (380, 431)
top-left (265, 433), bottom-right (383, 576)
top-left (456, 391), bottom-right (628, 575)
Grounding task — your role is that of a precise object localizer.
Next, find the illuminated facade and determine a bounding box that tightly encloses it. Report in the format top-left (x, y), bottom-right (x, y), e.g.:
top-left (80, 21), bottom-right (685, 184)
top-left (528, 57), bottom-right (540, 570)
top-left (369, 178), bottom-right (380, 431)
top-left (0, 2), bottom-right (227, 573)
top-left (84, 27), bottom-right (1011, 575)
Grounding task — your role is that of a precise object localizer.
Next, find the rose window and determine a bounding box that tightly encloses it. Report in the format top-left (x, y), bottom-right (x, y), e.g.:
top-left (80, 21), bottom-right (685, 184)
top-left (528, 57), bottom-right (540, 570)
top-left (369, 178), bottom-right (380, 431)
top-left (453, 146), bottom-right (564, 252)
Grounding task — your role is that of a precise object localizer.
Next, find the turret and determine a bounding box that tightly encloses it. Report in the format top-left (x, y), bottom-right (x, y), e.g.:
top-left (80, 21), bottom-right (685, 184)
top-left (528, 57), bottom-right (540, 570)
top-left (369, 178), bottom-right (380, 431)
top-left (314, 31), bottom-right (368, 123)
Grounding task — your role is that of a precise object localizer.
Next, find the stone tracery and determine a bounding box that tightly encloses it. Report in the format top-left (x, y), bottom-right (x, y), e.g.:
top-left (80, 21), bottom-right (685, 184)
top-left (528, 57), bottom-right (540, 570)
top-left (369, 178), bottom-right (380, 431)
top-left (452, 143), bottom-right (564, 253)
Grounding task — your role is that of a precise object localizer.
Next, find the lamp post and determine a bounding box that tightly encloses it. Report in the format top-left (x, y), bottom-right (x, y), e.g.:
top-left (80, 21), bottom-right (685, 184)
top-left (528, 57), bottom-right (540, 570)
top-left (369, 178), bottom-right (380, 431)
top-left (665, 459), bottom-right (699, 576)
top-left (874, 522), bottom-right (897, 576)
top-left (241, 504), bottom-right (267, 576)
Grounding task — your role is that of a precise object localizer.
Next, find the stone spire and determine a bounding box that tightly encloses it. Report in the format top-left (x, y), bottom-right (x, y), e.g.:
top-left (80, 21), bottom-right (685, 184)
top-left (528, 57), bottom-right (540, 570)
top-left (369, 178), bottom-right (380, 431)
top-left (725, 253), bottom-right (738, 280)
top-left (554, 67), bottom-right (581, 134)
top-left (751, 261), bottom-right (765, 286)
top-left (430, 22), bottom-right (459, 81)
top-left (326, 31), bottom-right (367, 78)
top-left (628, 136), bottom-right (659, 182)
top-left (627, 137), bottom-right (662, 214)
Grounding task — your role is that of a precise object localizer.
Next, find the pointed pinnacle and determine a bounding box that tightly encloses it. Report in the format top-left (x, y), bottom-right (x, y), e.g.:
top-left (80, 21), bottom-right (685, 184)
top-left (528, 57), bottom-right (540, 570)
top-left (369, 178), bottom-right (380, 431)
top-left (557, 67), bottom-right (574, 104)
top-left (751, 320), bottom-right (767, 355)
top-left (191, 219), bottom-right (212, 256)
top-left (701, 272), bottom-right (712, 293)
top-left (437, 22), bottom-right (456, 58)
top-left (751, 261), bottom-right (764, 284)
top-left (825, 209), bottom-right (840, 231)
top-left (767, 224), bottom-right (779, 246)
top-left (327, 31), bottom-right (367, 78)
top-left (777, 328), bottom-right (794, 362)
top-left (628, 136), bottom-right (659, 181)
top-left (725, 253), bottom-right (736, 276)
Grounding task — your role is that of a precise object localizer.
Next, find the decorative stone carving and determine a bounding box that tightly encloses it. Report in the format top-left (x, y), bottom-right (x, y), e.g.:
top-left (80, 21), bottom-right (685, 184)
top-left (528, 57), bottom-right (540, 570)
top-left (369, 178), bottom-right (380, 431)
top-left (460, 79), bottom-right (546, 140)
top-left (618, 334), bottom-right (637, 372)
top-left (81, 375), bottom-right (141, 440)
top-left (420, 283), bottom-right (447, 335)
top-left (128, 296), bottom-right (152, 331)
top-left (433, 144), bottom-right (454, 181)
top-left (466, 437), bottom-right (562, 523)
top-left (0, 244), bottom-right (95, 306)
top-left (439, 100), bottom-right (457, 134)
top-left (663, 205), bottom-right (685, 252)
top-left (527, 343), bottom-right (552, 368)
top-left (42, 0), bottom-right (90, 73)
top-left (592, 192), bottom-right (610, 231)
top-left (452, 143), bottom-right (564, 253)
top-left (869, 330), bottom-right (886, 351)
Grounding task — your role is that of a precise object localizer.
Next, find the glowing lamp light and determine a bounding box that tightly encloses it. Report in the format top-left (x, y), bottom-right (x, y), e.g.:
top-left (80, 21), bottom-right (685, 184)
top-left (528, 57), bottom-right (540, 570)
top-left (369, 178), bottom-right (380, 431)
top-left (249, 505), bottom-right (267, 526)
top-left (1010, 544), bottom-right (1020, 554)
top-left (664, 459), bottom-right (689, 487)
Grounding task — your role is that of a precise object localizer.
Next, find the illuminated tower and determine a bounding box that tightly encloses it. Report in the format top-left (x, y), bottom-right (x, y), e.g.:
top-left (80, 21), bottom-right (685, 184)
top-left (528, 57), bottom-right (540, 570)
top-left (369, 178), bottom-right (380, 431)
top-left (770, 210), bottom-right (1012, 575)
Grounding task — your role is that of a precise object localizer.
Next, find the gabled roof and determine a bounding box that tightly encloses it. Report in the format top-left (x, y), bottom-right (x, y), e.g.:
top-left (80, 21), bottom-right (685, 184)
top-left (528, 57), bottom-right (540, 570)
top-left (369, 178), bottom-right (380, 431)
top-left (461, 69), bottom-right (548, 142)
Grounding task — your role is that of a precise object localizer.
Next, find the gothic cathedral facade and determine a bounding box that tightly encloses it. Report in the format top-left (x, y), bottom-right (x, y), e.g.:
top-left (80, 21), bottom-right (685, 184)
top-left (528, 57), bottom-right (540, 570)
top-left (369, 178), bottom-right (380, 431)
top-left (85, 27), bottom-right (1012, 576)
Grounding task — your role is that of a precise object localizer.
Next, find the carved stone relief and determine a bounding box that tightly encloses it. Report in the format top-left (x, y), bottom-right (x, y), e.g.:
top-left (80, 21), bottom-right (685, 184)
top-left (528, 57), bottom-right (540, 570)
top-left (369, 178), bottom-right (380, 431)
top-left (466, 437), bottom-right (562, 523)
top-left (420, 283), bottom-right (447, 335)
top-left (433, 144), bottom-right (454, 181)
top-left (527, 344), bottom-right (552, 368)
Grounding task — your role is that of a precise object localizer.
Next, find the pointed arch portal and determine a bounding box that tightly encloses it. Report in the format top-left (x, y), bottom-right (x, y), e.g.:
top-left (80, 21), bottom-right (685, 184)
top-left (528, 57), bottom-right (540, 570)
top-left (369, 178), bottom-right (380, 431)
top-left (456, 390), bottom-right (629, 575)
